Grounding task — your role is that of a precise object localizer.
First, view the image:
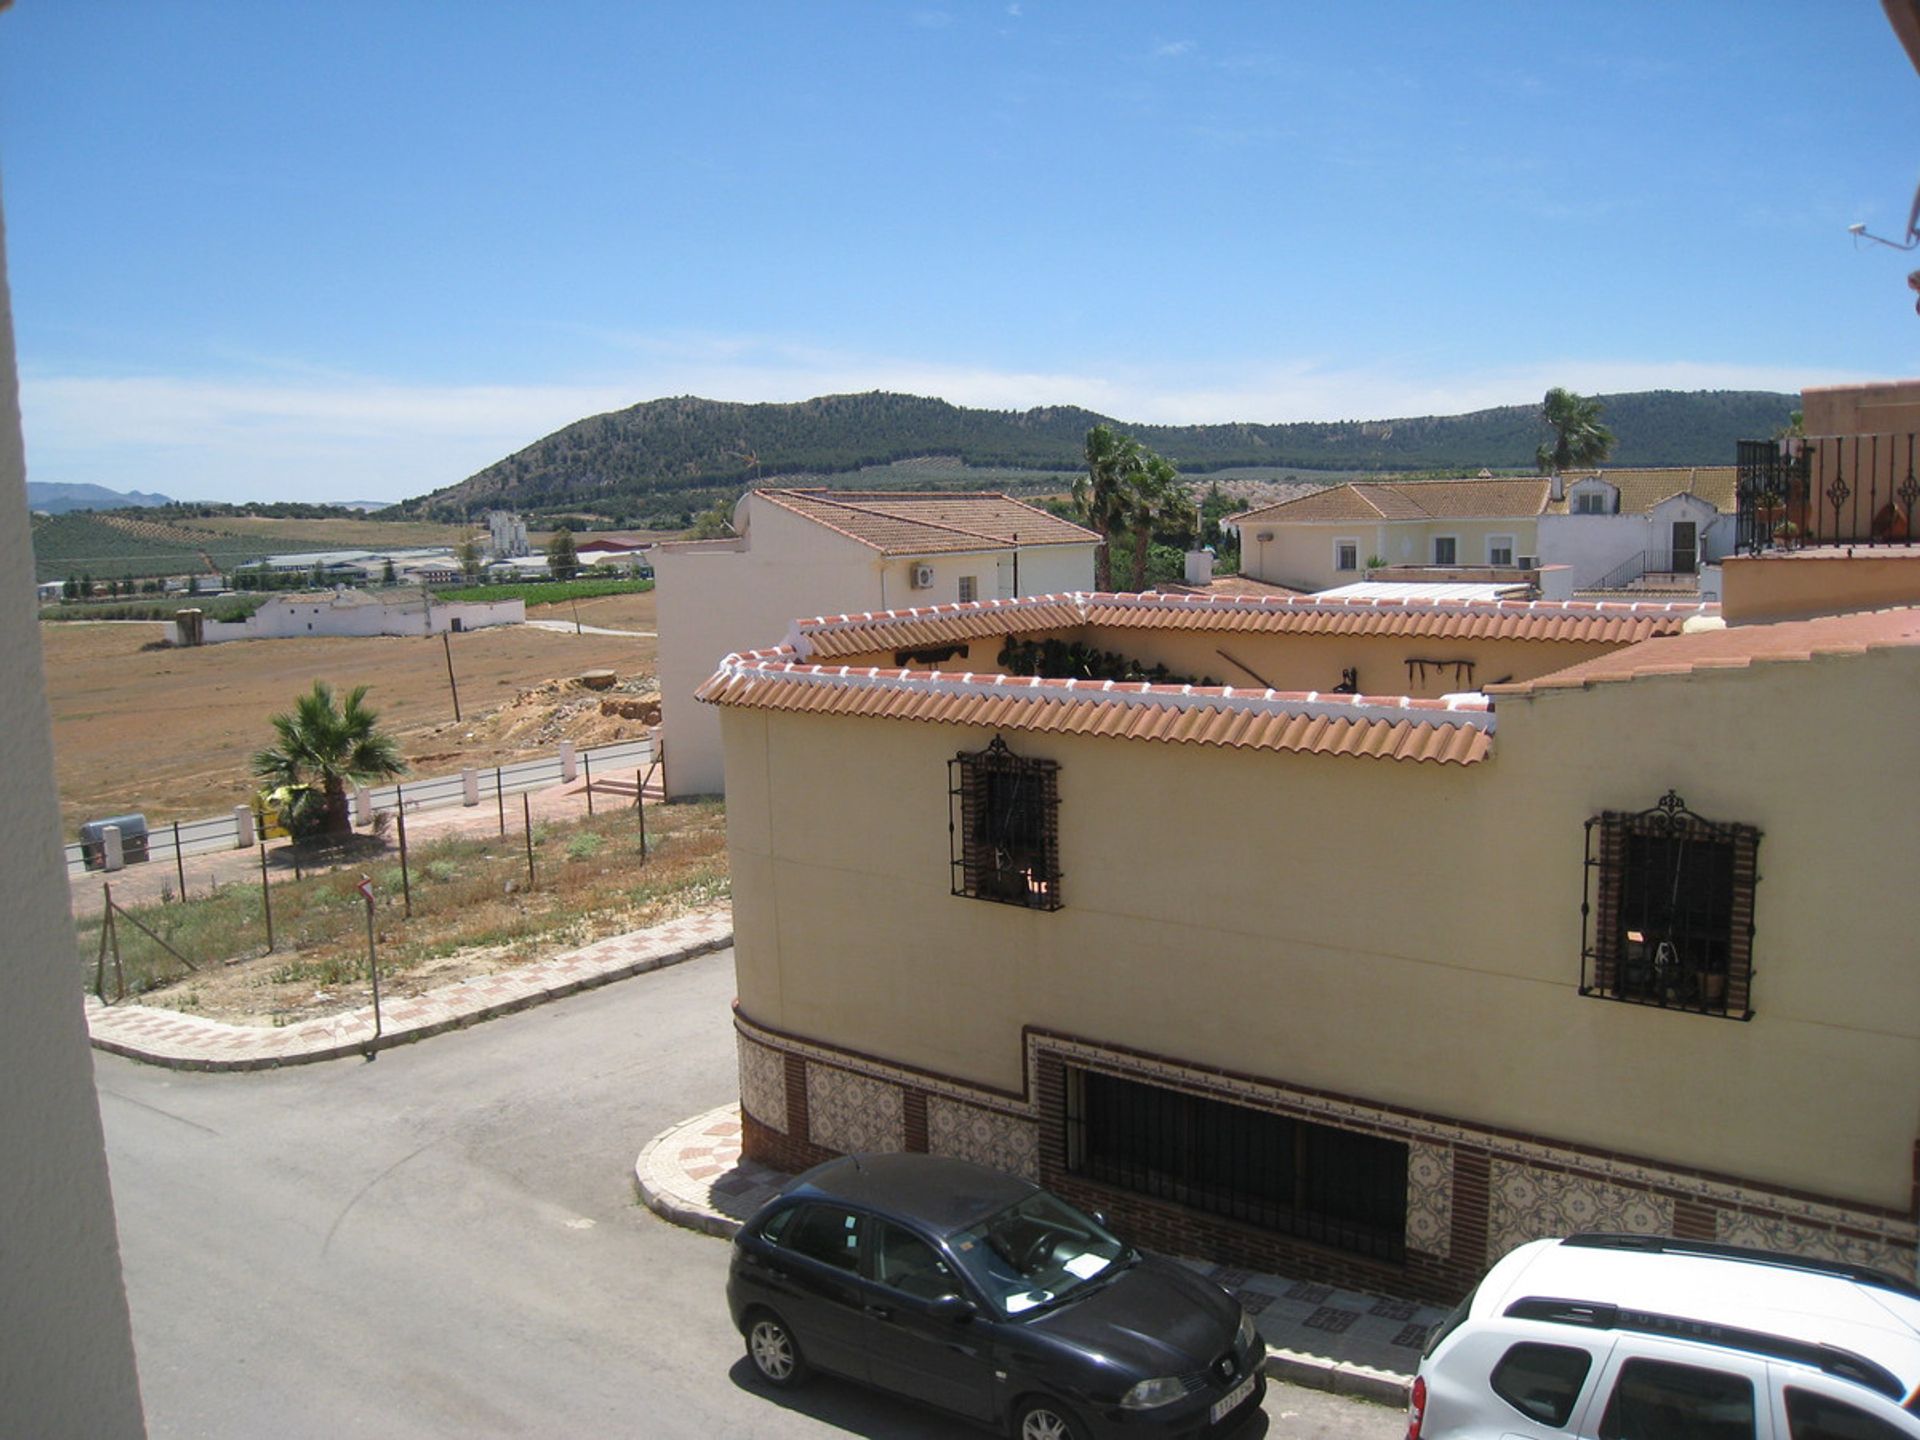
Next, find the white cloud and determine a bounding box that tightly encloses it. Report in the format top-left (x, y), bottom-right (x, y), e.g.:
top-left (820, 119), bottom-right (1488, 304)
top-left (1153, 39), bottom-right (1197, 58)
top-left (16, 345), bottom-right (1854, 505)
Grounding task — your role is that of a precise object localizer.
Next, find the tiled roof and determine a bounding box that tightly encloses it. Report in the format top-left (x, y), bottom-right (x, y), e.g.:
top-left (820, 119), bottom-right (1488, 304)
top-left (756, 488), bottom-right (1098, 555)
top-left (785, 591), bottom-right (1712, 660)
top-left (1230, 479), bottom-right (1551, 525)
top-left (1489, 607), bottom-right (1920, 694)
top-left (1548, 467), bottom-right (1738, 515)
top-left (696, 657), bottom-right (1495, 765)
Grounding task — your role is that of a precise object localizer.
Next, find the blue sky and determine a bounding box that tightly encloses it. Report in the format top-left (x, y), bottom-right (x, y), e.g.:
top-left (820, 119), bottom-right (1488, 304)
top-left (3, 2), bottom-right (1917, 504)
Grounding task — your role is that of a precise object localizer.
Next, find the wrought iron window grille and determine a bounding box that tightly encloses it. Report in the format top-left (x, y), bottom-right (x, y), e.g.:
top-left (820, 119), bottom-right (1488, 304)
top-left (1063, 1067), bottom-right (1408, 1263)
top-left (949, 736), bottom-right (1062, 911)
top-left (1581, 790), bottom-right (1759, 1020)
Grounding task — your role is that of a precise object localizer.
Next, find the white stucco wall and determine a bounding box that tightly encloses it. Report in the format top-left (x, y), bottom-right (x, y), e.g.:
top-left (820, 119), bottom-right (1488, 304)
top-left (655, 494), bottom-right (1095, 797)
top-left (1539, 500), bottom-right (1736, 588)
top-left (191, 595), bottom-right (524, 643)
top-left (0, 176), bottom-right (149, 1438)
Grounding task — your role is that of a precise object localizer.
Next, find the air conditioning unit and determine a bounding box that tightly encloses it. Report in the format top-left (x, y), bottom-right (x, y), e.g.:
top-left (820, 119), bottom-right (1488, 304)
top-left (1517, 555), bottom-right (1537, 569)
top-left (1256, 531), bottom-right (1274, 542)
top-left (910, 563), bottom-right (935, 589)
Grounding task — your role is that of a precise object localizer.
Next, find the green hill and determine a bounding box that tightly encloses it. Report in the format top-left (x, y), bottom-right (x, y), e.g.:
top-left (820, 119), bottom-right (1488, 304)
top-left (395, 388), bottom-right (1797, 526)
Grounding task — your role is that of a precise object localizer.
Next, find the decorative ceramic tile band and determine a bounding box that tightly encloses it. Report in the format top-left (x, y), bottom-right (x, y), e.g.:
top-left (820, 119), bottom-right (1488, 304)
top-left (1489, 1160), bottom-right (1675, 1260)
top-left (928, 1097), bottom-right (1040, 1179)
top-left (735, 1015), bottom-right (1917, 1272)
top-left (1717, 1209), bottom-right (1913, 1278)
top-left (806, 1065), bottom-right (905, 1155)
top-left (738, 1034), bottom-right (787, 1132)
top-left (1407, 1143), bottom-right (1455, 1259)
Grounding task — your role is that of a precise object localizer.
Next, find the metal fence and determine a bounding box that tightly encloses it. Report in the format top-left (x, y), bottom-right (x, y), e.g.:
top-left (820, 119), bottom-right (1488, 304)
top-left (64, 735), bottom-right (654, 879)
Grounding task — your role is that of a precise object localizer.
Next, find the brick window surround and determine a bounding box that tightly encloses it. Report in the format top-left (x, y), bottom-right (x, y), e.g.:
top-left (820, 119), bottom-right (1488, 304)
top-left (1583, 790), bottom-right (1760, 1020)
top-left (949, 736), bottom-right (1062, 910)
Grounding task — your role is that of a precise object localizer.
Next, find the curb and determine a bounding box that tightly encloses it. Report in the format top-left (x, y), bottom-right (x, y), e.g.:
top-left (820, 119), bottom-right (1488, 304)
top-left (89, 930), bottom-right (731, 1072)
top-left (633, 1128), bottom-right (747, 1240)
top-left (1265, 1350), bottom-right (1411, 1407)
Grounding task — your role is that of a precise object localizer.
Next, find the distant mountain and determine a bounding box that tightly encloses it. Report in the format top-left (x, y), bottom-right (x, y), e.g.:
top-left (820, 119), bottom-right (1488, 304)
top-left (394, 388), bottom-right (1798, 526)
top-left (28, 481), bottom-right (173, 514)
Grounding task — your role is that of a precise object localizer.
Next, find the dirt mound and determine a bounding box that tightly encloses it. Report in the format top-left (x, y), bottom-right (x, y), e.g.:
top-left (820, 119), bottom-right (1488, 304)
top-left (409, 676), bottom-right (661, 767)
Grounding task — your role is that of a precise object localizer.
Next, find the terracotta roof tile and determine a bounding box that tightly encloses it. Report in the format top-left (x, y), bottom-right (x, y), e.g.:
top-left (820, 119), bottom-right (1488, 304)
top-left (697, 654), bottom-right (1495, 764)
top-left (756, 488), bottom-right (1098, 555)
top-left (789, 590), bottom-right (1711, 659)
top-left (1489, 607), bottom-right (1920, 694)
top-left (1546, 466), bottom-right (1738, 515)
top-left (1230, 478), bottom-right (1550, 525)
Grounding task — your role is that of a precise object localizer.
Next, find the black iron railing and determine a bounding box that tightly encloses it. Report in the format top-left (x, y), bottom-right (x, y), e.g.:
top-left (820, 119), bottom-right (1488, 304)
top-left (1738, 435), bottom-right (1920, 555)
top-left (1063, 1066), bottom-right (1408, 1262)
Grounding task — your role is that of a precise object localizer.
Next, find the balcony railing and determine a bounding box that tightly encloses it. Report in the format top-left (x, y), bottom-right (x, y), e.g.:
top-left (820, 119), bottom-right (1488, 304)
top-left (1737, 435), bottom-right (1920, 556)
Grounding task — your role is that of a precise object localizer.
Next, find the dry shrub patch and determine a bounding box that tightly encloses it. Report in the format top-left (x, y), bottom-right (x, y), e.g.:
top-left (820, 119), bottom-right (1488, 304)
top-left (79, 800), bottom-right (727, 1027)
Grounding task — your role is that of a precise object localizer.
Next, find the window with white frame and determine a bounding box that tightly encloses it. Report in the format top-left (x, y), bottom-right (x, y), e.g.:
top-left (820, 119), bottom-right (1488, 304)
top-left (958, 575), bottom-right (978, 603)
top-left (1334, 539), bottom-right (1359, 572)
top-left (1573, 491), bottom-right (1608, 514)
top-left (1432, 535), bottom-right (1458, 566)
top-left (1487, 535), bottom-right (1515, 567)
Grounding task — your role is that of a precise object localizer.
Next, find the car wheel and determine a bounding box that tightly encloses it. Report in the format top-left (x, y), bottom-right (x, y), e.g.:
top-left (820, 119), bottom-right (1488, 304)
top-left (1014, 1396), bottom-right (1085, 1440)
top-left (745, 1310), bottom-right (809, 1389)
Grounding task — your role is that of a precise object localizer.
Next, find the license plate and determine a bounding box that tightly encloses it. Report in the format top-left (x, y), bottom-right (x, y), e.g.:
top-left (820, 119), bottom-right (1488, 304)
top-left (1210, 1371), bottom-right (1257, 1424)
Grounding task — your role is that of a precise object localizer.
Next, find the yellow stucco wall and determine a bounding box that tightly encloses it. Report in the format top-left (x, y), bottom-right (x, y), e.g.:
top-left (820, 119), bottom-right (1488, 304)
top-left (1721, 551), bottom-right (1920, 622)
top-left (833, 624), bottom-right (1632, 698)
top-left (721, 646), bottom-right (1920, 1211)
top-left (1241, 519), bottom-right (1541, 591)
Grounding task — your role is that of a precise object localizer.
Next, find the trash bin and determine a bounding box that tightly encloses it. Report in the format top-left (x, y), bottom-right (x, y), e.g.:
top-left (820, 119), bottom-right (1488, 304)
top-left (79, 813), bottom-right (150, 870)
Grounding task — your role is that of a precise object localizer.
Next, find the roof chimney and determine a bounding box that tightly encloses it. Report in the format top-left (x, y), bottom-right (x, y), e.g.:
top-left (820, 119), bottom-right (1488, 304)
top-left (1549, 472), bottom-right (1565, 503)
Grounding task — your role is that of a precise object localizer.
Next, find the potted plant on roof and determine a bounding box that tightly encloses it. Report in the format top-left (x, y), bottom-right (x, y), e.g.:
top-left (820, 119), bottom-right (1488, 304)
top-left (1771, 519), bottom-right (1801, 549)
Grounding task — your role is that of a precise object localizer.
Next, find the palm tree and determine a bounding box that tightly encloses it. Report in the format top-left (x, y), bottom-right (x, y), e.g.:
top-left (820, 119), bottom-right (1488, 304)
top-left (1126, 452), bottom-right (1196, 590)
top-left (1536, 387), bottom-right (1615, 474)
top-left (1073, 425), bottom-right (1142, 591)
top-left (252, 682), bottom-right (408, 839)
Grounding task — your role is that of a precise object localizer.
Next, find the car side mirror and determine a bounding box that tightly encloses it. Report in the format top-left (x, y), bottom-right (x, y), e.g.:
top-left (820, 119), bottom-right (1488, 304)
top-left (928, 1293), bottom-right (976, 1323)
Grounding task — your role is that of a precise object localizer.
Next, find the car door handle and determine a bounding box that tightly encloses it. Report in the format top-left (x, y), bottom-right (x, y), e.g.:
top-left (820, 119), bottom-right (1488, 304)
top-left (864, 1304), bottom-right (894, 1320)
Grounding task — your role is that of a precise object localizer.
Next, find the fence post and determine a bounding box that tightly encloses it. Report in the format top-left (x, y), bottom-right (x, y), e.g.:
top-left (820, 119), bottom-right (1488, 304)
top-left (462, 767), bottom-right (480, 806)
top-left (559, 740), bottom-right (577, 782)
top-left (496, 766), bottom-right (506, 836)
top-left (396, 791), bottom-right (412, 919)
top-left (636, 770), bottom-right (648, 860)
top-left (94, 886), bottom-right (112, 1001)
top-left (523, 793), bottom-right (535, 886)
top-left (102, 823), bottom-right (124, 873)
top-left (173, 819), bottom-right (186, 901)
top-left (234, 804), bottom-right (255, 849)
top-left (583, 752), bottom-right (594, 816)
top-left (259, 839), bottom-right (274, 952)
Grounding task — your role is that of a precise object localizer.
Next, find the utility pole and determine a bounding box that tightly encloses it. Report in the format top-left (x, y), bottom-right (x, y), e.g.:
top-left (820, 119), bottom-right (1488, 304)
top-left (358, 875), bottom-right (382, 1060)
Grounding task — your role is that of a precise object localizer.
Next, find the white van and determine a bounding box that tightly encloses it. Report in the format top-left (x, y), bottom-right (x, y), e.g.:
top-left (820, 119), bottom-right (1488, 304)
top-left (1409, 1234), bottom-right (1920, 1440)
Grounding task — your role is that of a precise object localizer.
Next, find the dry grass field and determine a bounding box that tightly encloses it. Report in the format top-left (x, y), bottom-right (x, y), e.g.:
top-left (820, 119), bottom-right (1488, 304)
top-left (42, 589), bottom-right (660, 833)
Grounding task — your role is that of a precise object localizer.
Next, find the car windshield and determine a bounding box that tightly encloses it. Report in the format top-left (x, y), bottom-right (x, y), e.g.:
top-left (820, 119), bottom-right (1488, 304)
top-left (946, 1190), bottom-right (1132, 1317)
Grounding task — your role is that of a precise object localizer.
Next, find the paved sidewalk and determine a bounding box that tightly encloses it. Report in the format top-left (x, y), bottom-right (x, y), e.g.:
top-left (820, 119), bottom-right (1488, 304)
top-left (87, 908), bottom-right (731, 1070)
top-left (636, 1105), bottom-right (1437, 1406)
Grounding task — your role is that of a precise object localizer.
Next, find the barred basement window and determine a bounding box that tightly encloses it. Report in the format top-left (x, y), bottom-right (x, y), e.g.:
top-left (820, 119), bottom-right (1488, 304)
top-left (949, 736), bottom-right (1061, 910)
top-left (1064, 1068), bottom-right (1408, 1263)
top-left (1582, 790), bottom-right (1760, 1020)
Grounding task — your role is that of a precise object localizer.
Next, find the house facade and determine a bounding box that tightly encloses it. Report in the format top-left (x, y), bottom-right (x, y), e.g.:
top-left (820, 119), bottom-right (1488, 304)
top-left (702, 583), bottom-right (1919, 1303)
top-left (1231, 472), bottom-right (1737, 594)
top-left (1539, 466), bottom-right (1738, 589)
top-left (653, 488), bottom-right (1098, 797)
top-left (174, 589), bottom-right (524, 644)
top-left (1230, 479), bottom-right (1551, 592)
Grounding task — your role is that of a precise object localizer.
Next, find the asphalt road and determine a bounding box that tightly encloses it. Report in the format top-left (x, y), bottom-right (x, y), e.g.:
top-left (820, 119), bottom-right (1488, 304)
top-left (96, 948), bottom-right (1401, 1440)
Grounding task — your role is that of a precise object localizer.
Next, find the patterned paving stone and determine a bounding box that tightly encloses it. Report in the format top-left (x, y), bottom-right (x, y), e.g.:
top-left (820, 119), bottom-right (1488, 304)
top-left (1303, 1305), bottom-right (1361, 1334)
top-left (1286, 1281), bottom-right (1336, 1303)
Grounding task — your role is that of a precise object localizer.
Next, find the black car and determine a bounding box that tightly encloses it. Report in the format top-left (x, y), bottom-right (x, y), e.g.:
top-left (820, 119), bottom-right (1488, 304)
top-left (726, 1153), bottom-right (1266, 1439)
